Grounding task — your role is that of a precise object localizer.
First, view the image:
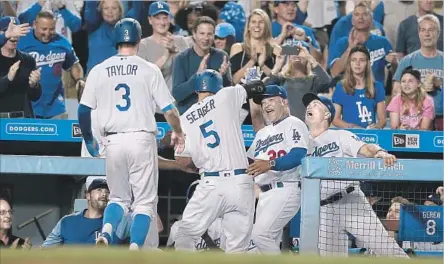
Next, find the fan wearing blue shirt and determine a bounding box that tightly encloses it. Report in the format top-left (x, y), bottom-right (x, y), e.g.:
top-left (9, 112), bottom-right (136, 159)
top-left (17, 11), bottom-right (85, 119)
top-left (329, 2), bottom-right (385, 50)
top-left (271, 0), bottom-right (321, 62)
top-left (332, 45), bottom-right (386, 129)
top-left (328, 4), bottom-right (397, 85)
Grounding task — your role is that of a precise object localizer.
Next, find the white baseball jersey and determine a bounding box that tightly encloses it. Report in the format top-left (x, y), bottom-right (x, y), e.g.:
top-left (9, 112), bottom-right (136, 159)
top-left (246, 116), bottom-right (309, 185)
top-left (308, 129), bottom-right (366, 199)
top-left (175, 85), bottom-right (249, 173)
top-left (80, 55), bottom-right (175, 135)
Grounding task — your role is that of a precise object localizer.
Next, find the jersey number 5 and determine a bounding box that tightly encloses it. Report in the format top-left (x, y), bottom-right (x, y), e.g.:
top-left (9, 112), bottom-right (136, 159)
top-left (115, 83), bottom-right (131, 111)
top-left (200, 120), bottom-right (220, 148)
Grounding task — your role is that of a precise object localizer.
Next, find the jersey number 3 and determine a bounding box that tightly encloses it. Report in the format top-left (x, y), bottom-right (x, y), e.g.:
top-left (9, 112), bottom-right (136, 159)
top-left (200, 120), bottom-right (220, 148)
top-left (115, 83), bottom-right (131, 111)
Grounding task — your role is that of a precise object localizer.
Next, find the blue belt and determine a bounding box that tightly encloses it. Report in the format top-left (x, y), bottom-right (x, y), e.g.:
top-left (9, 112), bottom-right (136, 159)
top-left (204, 169), bottom-right (247, 177)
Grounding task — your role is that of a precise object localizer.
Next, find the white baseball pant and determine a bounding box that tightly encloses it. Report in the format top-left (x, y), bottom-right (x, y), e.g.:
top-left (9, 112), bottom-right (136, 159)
top-left (318, 188), bottom-right (408, 258)
top-left (175, 173), bottom-right (255, 253)
top-left (252, 181), bottom-right (301, 254)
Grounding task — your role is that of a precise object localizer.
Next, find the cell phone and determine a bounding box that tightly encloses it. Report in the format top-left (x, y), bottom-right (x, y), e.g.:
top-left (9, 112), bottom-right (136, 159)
top-left (281, 46), bottom-right (300, 56)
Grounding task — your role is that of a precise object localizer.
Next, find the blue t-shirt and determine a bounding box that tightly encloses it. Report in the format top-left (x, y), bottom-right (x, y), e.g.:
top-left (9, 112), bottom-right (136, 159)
top-left (328, 34), bottom-right (392, 83)
top-left (332, 81), bottom-right (385, 128)
top-left (271, 21), bottom-right (320, 50)
top-left (329, 13), bottom-right (385, 50)
top-left (18, 31), bottom-right (78, 118)
top-left (393, 50), bottom-right (444, 116)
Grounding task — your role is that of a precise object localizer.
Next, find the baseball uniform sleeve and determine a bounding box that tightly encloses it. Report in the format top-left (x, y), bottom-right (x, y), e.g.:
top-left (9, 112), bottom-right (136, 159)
top-left (80, 67), bottom-right (99, 109)
top-left (151, 65), bottom-right (176, 113)
top-left (339, 130), bottom-right (366, 157)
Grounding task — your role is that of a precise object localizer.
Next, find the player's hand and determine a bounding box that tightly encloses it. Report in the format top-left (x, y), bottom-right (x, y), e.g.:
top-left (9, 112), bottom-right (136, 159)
top-left (7, 60), bottom-right (20, 81)
top-left (85, 138), bottom-right (100, 157)
top-left (29, 68), bottom-right (41, 88)
top-left (160, 130), bottom-right (173, 148)
top-left (22, 238), bottom-right (32, 249)
top-left (218, 56), bottom-right (230, 76)
top-left (197, 54), bottom-right (209, 74)
top-left (5, 19), bottom-right (30, 39)
top-left (247, 159), bottom-right (272, 177)
top-left (171, 132), bottom-right (185, 154)
top-left (374, 151), bottom-right (396, 167)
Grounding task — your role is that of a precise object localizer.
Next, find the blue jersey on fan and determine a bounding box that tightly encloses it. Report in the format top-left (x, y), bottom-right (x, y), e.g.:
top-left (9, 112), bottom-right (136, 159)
top-left (18, 30), bottom-right (78, 118)
top-left (332, 81), bottom-right (385, 128)
top-left (271, 21), bottom-right (320, 50)
top-left (328, 34), bottom-right (392, 83)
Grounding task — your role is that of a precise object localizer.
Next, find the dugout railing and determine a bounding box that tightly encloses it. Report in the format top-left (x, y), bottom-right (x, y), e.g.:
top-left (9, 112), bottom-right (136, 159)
top-left (299, 157), bottom-right (443, 257)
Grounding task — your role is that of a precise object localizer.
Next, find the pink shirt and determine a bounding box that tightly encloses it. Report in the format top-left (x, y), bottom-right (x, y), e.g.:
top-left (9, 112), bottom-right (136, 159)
top-left (387, 95), bottom-right (435, 129)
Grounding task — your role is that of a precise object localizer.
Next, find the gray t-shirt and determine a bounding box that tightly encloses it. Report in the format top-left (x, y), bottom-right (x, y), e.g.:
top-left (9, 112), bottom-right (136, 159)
top-left (396, 14), bottom-right (444, 55)
top-left (137, 35), bottom-right (189, 92)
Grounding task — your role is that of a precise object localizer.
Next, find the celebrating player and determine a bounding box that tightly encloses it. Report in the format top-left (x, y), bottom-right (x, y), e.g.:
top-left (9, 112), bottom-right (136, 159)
top-left (302, 92), bottom-right (408, 258)
top-left (78, 18), bottom-right (185, 251)
top-left (174, 69), bottom-right (265, 253)
top-left (246, 85), bottom-right (309, 254)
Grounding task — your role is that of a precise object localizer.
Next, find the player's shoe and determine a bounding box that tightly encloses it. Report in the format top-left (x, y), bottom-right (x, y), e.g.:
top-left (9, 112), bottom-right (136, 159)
top-left (96, 236), bottom-right (109, 247)
top-left (129, 243), bottom-right (140, 251)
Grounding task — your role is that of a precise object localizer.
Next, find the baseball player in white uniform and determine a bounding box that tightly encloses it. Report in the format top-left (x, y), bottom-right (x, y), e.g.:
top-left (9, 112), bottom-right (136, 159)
top-left (167, 180), bottom-right (258, 252)
top-left (173, 69), bottom-right (266, 253)
top-left (246, 85), bottom-right (309, 254)
top-left (78, 18), bottom-right (185, 251)
top-left (302, 93), bottom-right (408, 258)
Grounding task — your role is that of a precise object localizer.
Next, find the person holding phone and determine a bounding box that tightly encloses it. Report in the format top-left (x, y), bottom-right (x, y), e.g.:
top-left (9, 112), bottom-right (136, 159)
top-left (256, 40), bottom-right (331, 122)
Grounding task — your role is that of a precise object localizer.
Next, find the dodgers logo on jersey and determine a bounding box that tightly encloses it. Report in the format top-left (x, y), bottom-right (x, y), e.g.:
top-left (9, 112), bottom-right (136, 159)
top-left (311, 142), bottom-right (340, 157)
top-left (254, 133), bottom-right (284, 155)
top-left (28, 51), bottom-right (66, 67)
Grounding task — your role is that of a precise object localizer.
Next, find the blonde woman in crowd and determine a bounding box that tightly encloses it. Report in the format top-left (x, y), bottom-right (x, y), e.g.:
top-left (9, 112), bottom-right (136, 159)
top-left (387, 67), bottom-right (435, 130)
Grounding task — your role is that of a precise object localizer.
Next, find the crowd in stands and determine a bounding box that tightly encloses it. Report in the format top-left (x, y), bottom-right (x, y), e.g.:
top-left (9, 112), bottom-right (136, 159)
top-left (0, 0), bottom-right (443, 251)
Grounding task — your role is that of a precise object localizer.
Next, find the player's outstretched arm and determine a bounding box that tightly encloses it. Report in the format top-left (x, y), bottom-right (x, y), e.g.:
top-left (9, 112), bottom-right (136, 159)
top-left (358, 144), bottom-right (396, 167)
top-left (78, 104), bottom-right (99, 157)
top-left (163, 107), bottom-right (186, 152)
top-left (158, 156), bottom-right (198, 173)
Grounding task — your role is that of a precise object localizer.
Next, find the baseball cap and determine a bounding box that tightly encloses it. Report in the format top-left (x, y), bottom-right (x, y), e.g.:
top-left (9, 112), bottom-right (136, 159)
top-left (401, 66), bottom-right (421, 82)
top-left (215, 23), bottom-right (236, 38)
top-left (0, 16), bottom-right (20, 32)
top-left (274, 0), bottom-right (294, 6)
top-left (86, 178), bottom-right (108, 192)
top-left (302, 93), bottom-right (336, 124)
top-left (253, 84), bottom-right (288, 105)
top-left (149, 1), bottom-right (171, 17)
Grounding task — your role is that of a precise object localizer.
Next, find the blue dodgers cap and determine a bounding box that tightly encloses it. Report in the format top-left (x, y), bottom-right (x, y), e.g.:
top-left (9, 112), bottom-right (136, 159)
top-left (149, 1), bottom-right (171, 17)
top-left (302, 93), bottom-right (336, 124)
top-left (253, 84), bottom-right (288, 104)
top-left (0, 16), bottom-right (20, 32)
top-left (215, 22), bottom-right (236, 38)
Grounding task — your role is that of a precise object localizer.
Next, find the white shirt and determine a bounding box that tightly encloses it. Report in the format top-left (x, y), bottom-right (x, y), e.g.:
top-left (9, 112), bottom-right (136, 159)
top-left (80, 55), bottom-right (175, 135)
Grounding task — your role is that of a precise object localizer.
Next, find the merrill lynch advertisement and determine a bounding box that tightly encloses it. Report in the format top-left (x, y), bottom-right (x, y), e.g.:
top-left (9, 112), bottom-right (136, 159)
top-left (327, 158), bottom-right (405, 179)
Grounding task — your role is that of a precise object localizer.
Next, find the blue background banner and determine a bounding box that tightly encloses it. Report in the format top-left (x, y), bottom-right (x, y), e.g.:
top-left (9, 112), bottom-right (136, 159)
top-left (0, 119), bottom-right (442, 153)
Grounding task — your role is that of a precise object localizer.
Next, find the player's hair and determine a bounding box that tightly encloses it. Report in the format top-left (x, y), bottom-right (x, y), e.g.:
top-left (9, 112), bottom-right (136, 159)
top-left (342, 45), bottom-right (376, 99)
top-left (192, 16), bottom-right (216, 33)
top-left (353, 1), bottom-right (374, 18)
top-left (390, 196), bottom-right (412, 205)
top-left (36, 11), bottom-right (55, 21)
top-left (98, 0), bottom-right (124, 21)
top-left (400, 67), bottom-right (427, 118)
top-left (418, 14), bottom-right (441, 34)
top-left (243, 9), bottom-right (275, 59)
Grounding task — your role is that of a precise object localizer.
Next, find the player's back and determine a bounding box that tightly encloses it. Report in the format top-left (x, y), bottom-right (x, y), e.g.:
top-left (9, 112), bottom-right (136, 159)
top-left (90, 55), bottom-right (171, 134)
top-left (180, 85), bottom-right (249, 172)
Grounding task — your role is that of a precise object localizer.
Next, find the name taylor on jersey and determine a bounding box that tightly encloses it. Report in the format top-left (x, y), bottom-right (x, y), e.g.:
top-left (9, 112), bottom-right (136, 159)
top-left (106, 64), bottom-right (138, 77)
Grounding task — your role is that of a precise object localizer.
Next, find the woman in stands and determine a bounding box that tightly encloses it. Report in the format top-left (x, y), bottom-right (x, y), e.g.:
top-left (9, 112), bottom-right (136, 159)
top-left (229, 9), bottom-right (282, 125)
top-left (331, 45), bottom-right (386, 129)
top-left (387, 67), bottom-right (435, 130)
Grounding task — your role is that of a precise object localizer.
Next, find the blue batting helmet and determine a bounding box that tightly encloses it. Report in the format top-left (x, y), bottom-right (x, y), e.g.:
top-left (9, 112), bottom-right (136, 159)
top-left (253, 84), bottom-right (288, 104)
top-left (114, 18), bottom-right (142, 46)
top-left (196, 69), bottom-right (223, 94)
